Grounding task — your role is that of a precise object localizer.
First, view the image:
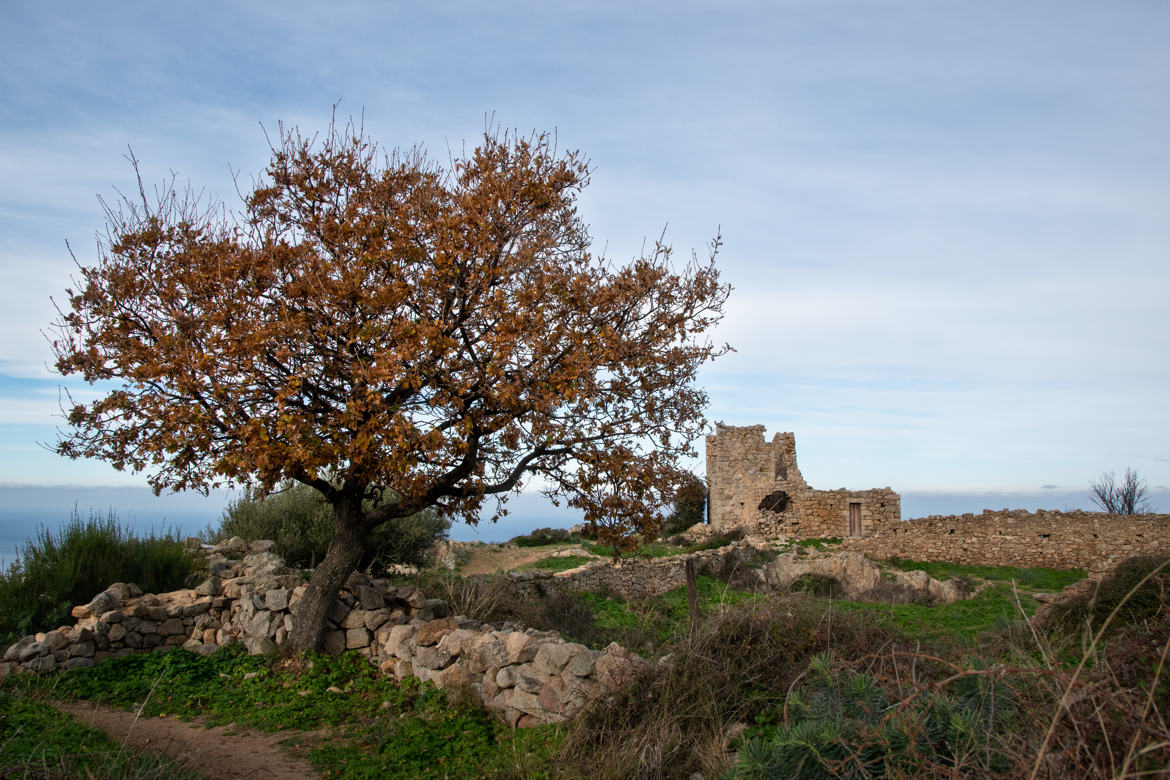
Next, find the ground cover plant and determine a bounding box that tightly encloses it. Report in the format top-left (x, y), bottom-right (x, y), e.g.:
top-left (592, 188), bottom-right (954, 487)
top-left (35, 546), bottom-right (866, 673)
top-left (0, 509), bottom-right (200, 646)
top-left (834, 584), bottom-right (1046, 644)
top-left (5, 643), bottom-right (561, 779)
top-left (887, 558), bottom-right (1087, 592)
top-left (0, 684), bottom-right (201, 779)
top-left (523, 554), bottom-right (596, 572)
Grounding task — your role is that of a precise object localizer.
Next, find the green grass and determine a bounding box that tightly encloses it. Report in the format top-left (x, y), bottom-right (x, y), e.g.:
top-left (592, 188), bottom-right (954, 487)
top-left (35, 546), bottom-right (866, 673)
top-left (9, 644), bottom-right (562, 778)
top-left (0, 683), bottom-right (201, 779)
top-left (887, 558), bottom-right (1087, 591)
top-left (582, 533), bottom-right (749, 561)
top-left (834, 583), bottom-right (1041, 644)
top-left (582, 540), bottom-right (688, 559)
top-left (524, 554), bottom-right (596, 572)
top-left (577, 575), bottom-right (766, 651)
top-left (796, 537), bottom-right (842, 549)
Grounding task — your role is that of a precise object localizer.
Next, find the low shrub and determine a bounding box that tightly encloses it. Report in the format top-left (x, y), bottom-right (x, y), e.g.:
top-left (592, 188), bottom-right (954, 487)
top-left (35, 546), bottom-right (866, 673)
top-left (412, 571), bottom-right (519, 625)
top-left (0, 509), bottom-right (200, 645)
top-left (729, 651), bottom-right (1020, 778)
top-left (1040, 554), bottom-right (1169, 637)
top-left (510, 527), bottom-right (579, 547)
top-left (661, 472), bottom-right (707, 537)
top-left (213, 481), bottom-right (449, 570)
top-left (415, 570), bottom-right (604, 648)
top-left (790, 573), bottom-right (844, 598)
top-left (556, 598), bottom-right (910, 779)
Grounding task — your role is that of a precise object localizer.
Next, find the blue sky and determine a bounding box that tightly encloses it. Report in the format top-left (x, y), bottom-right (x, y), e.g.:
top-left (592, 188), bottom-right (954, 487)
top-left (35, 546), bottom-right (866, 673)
top-left (1, 0), bottom-right (1167, 529)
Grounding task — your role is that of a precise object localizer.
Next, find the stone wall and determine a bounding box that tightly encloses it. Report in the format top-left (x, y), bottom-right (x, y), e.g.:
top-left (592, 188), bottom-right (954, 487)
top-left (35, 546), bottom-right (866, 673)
top-left (0, 537), bottom-right (648, 727)
top-left (377, 618), bottom-right (646, 727)
top-left (706, 425), bottom-right (900, 538)
top-left (504, 539), bottom-right (770, 601)
top-left (845, 509), bottom-right (1170, 570)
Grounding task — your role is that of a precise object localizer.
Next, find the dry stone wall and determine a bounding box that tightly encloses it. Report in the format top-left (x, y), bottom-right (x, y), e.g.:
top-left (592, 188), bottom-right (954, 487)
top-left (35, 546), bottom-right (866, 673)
top-left (846, 509), bottom-right (1170, 571)
top-left (0, 537), bottom-right (649, 727)
top-left (706, 425), bottom-right (900, 538)
top-left (504, 539), bottom-right (771, 601)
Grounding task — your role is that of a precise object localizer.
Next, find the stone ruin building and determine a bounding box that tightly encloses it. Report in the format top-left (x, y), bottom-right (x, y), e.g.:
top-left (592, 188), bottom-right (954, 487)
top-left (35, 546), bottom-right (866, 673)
top-left (706, 424), bottom-right (900, 539)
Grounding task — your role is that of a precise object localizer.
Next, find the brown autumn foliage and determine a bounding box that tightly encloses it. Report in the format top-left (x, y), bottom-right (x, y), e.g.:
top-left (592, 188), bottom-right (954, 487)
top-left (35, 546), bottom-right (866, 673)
top-left (48, 118), bottom-right (731, 650)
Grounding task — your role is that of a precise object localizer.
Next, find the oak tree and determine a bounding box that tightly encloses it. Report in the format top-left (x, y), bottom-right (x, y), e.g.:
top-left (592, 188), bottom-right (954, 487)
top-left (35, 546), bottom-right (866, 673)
top-left (50, 120), bottom-right (730, 651)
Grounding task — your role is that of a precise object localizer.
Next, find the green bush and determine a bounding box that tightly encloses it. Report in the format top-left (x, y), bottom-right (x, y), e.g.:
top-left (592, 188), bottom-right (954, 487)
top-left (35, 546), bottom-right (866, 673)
top-left (556, 598), bottom-right (908, 778)
top-left (510, 527), bottom-right (579, 547)
top-left (662, 472), bottom-right (707, 536)
top-left (729, 652), bottom-right (1018, 778)
top-left (1041, 554), bottom-right (1169, 636)
top-left (791, 573), bottom-right (844, 598)
top-left (0, 509), bottom-right (200, 645)
top-left (213, 482), bottom-right (450, 570)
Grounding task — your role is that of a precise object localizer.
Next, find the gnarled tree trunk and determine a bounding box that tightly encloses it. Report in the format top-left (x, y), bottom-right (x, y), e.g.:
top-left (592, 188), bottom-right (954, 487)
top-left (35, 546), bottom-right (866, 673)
top-left (285, 500), bottom-right (367, 653)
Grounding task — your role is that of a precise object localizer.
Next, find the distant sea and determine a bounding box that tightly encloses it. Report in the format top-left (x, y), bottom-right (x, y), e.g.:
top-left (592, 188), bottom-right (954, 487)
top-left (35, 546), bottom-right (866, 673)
top-left (1, 484), bottom-right (1162, 571)
top-left (0, 485), bottom-right (583, 570)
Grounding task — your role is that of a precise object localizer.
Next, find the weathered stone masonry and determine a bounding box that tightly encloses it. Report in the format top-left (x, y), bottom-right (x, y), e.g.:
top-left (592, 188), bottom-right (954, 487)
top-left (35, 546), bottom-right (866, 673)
top-left (706, 424), bottom-right (900, 538)
top-left (847, 509), bottom-right (1170, 571)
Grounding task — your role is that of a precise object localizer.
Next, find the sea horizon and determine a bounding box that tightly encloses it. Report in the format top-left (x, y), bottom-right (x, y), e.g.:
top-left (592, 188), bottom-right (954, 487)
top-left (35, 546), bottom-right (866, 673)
top-left (0, 483), bottom-right (1162, 570)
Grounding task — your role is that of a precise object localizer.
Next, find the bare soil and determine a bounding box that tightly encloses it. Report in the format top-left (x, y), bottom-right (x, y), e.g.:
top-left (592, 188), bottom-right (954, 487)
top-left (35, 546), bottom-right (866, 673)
top-left (459, 543), bottom-right (586, 575)
top-left (56, 700), bottom-right (320, 780)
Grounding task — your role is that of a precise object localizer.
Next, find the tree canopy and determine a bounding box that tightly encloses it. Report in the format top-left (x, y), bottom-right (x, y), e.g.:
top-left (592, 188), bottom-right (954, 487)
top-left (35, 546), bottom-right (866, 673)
top-left (49, 120), bottom-right (731, 649)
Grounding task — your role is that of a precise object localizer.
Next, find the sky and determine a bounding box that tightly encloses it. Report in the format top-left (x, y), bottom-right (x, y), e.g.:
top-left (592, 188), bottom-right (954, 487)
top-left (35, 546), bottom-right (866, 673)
top-left (1, 0), bottom-right (1167, 541)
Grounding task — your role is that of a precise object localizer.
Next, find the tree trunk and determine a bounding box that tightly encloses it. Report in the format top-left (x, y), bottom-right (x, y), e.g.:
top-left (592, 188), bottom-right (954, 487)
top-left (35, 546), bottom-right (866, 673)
top-left (285, 500), bottom-right (367, 653)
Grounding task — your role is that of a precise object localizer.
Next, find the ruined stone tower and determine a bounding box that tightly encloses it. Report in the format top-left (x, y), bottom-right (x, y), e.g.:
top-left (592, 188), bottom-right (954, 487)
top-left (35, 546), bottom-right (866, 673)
top-left (705, 424), bottom-right (900, 538)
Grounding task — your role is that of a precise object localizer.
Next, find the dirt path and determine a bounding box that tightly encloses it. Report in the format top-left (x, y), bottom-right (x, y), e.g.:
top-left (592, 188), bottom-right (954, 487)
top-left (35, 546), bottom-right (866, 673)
top-left (459, 543), bottom-right (594, 575)
top-left (56, 701), bottom-right (320, 780)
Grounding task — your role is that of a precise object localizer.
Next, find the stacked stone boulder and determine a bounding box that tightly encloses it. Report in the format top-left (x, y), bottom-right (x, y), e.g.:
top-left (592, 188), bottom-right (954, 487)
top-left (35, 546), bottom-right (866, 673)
top-left (0, 536), bottom-right (649, 726)
top-left (375, 618), bottom-right (646, 726)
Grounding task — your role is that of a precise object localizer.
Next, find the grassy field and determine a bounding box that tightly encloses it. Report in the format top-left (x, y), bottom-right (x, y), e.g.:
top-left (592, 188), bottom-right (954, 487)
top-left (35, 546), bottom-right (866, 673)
top-left (2, 549), bottom-right (1166, 779)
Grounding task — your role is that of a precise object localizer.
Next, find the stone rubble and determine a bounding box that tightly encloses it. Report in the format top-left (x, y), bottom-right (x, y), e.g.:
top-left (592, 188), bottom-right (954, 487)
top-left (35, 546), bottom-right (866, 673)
top-left (501, 537), bottom-right (966, 604)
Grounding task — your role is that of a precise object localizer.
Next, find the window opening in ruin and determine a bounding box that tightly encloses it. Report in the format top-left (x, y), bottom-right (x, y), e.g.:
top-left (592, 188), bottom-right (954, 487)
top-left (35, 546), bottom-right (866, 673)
top-left (758, 490), bottom-right (789, 514)
top-left (775, 456), bottom-right (787, 480)
top-left (848, 502), bottom-right (862, 537)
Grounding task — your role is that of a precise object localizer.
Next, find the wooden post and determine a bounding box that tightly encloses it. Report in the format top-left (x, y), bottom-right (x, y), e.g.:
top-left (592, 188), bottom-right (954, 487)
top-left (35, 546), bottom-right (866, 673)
top-left (685, 558), bottom-right (698, 639)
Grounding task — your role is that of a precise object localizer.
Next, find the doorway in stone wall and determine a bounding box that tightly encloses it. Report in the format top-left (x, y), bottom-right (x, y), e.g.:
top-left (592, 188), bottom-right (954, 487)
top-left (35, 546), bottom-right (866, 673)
top-left (848, 502), bottom-right (862, 537)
